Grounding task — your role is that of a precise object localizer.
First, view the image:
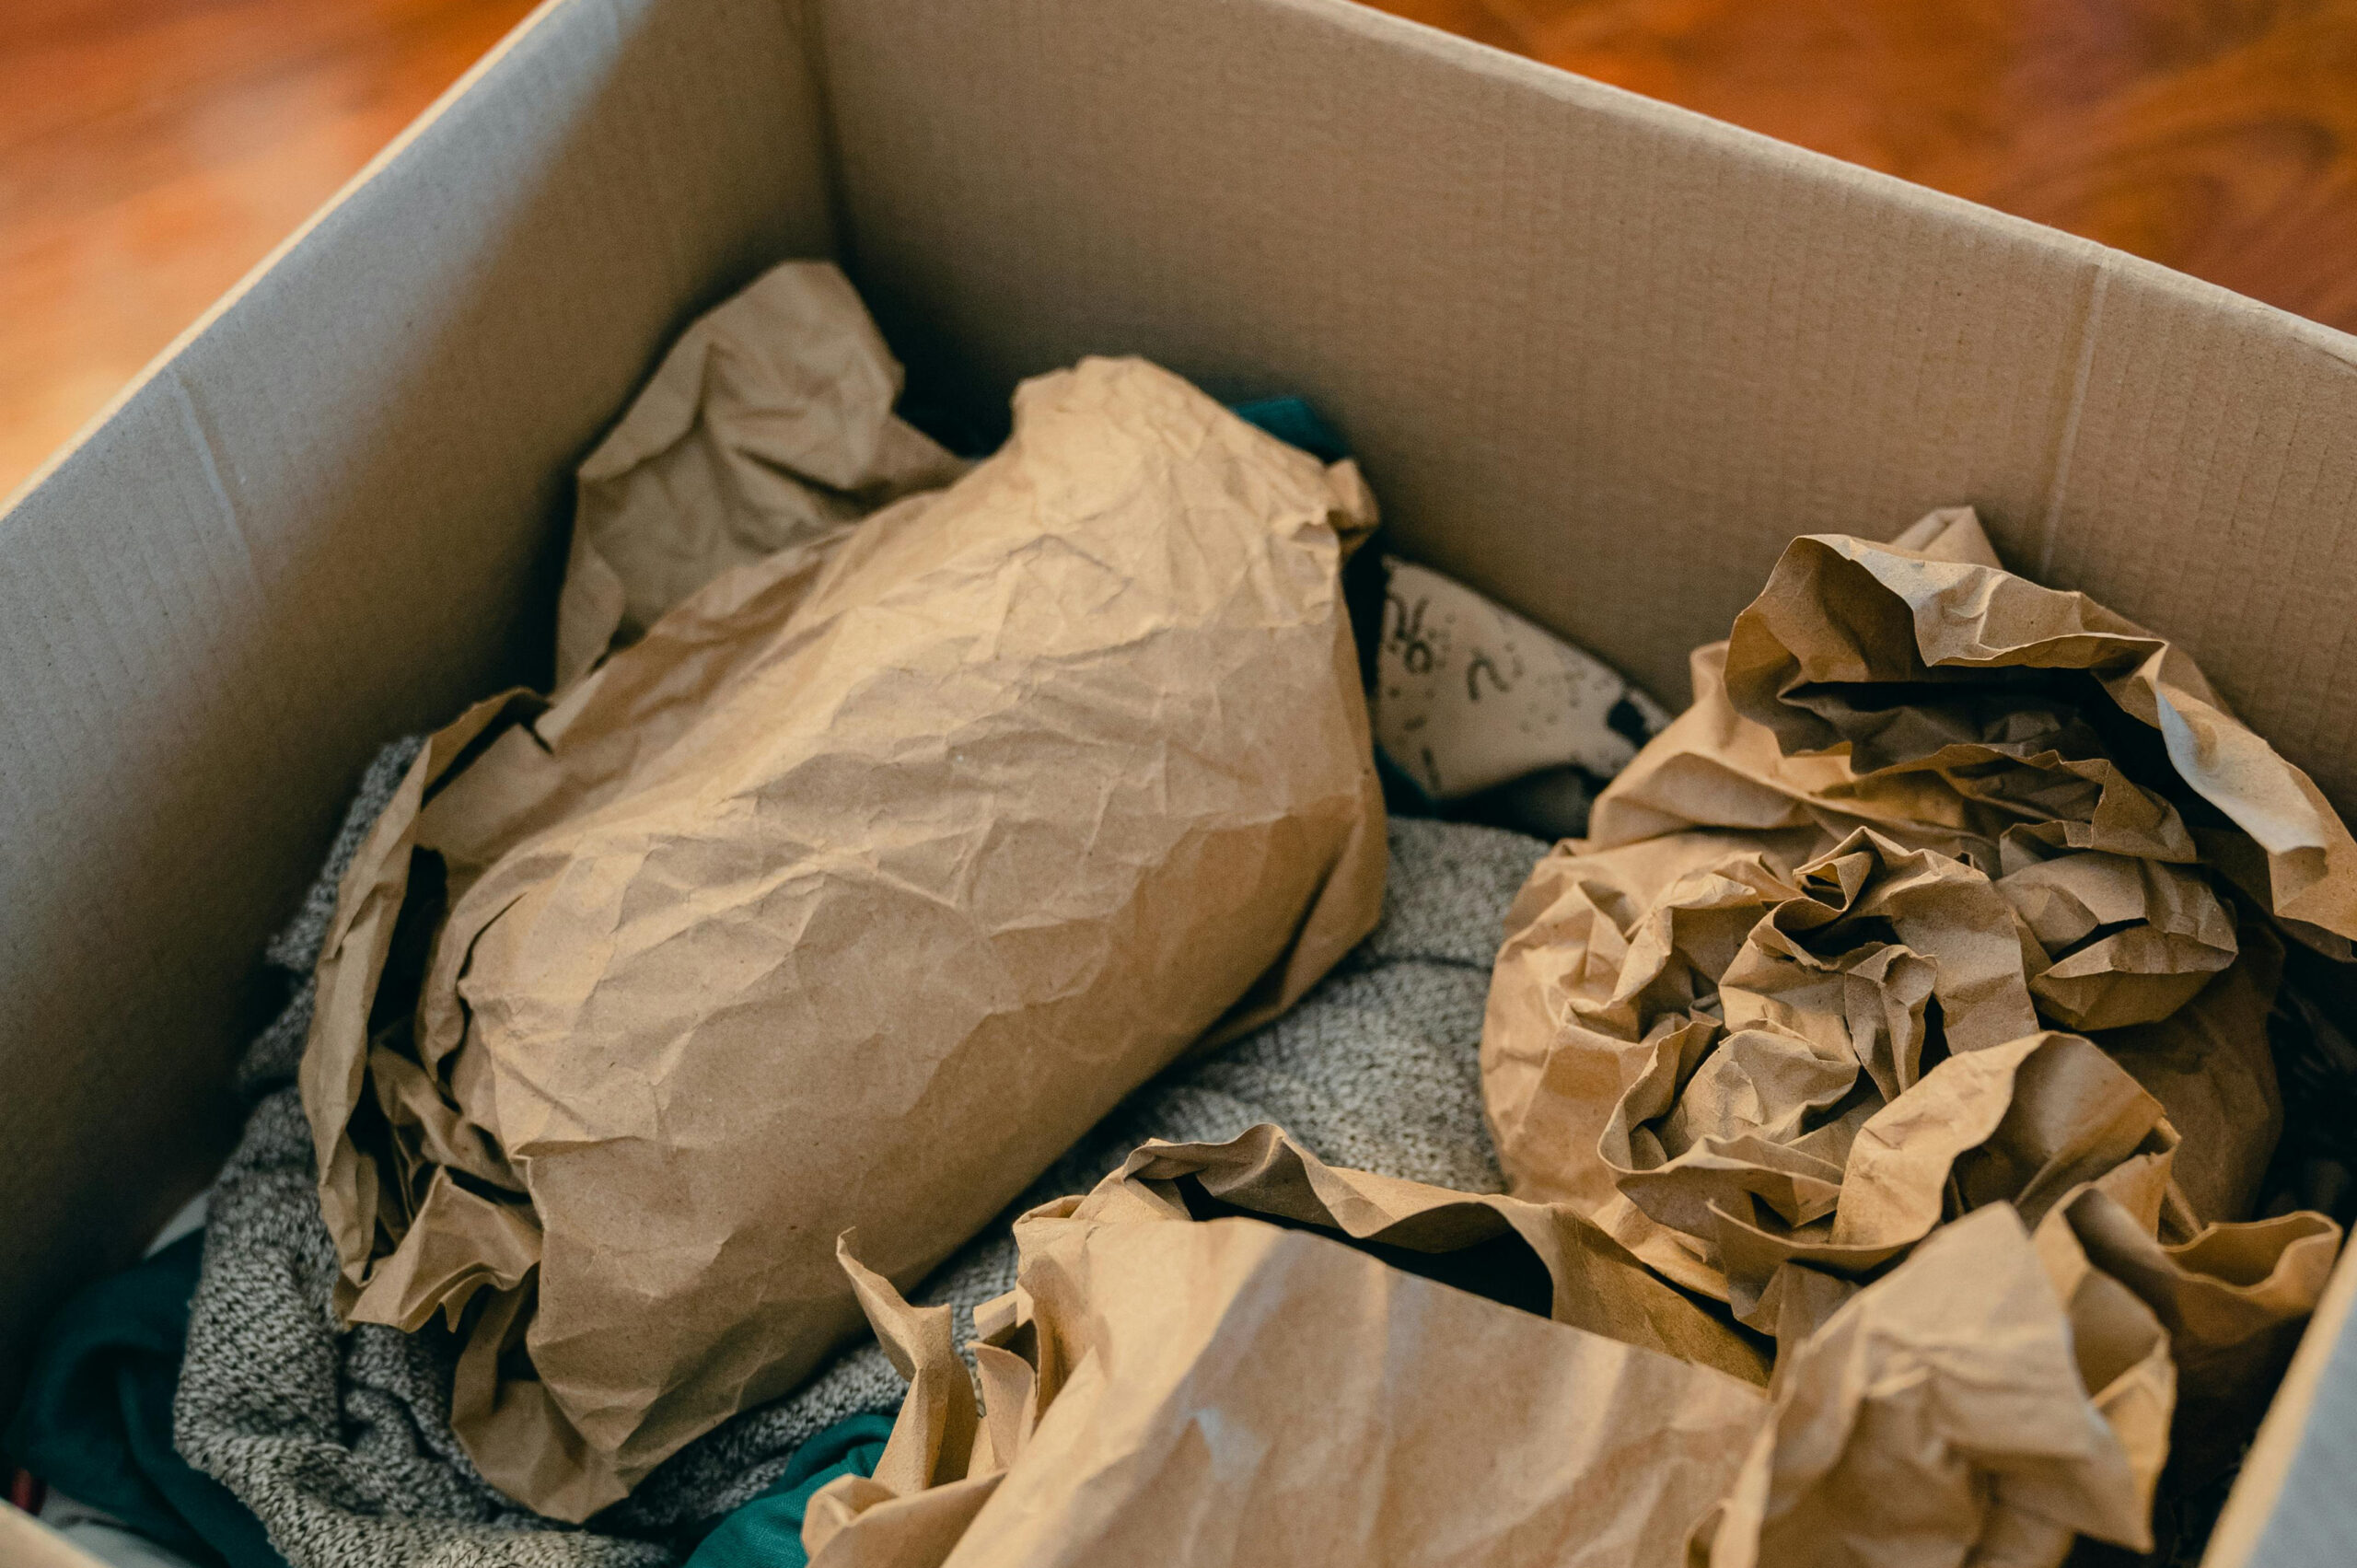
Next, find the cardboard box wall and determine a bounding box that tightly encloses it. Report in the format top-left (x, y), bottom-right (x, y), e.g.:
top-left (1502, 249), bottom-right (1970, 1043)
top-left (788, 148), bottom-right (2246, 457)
top-left (3, 0), bottom-right (2355, 1562)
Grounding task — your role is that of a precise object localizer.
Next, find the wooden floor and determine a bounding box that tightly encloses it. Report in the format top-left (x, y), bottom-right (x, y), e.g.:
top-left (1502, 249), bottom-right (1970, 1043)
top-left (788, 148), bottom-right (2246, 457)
top-left (5, 0), bottom-right (2357, 497)
top-left (0, 0), bottom-right (540, 494)
top-left (1366, 0), bottom-right (2357, 326)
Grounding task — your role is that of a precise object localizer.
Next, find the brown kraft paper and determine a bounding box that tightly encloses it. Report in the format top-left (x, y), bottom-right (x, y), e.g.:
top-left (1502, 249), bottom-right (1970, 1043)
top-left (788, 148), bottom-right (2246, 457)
top-left (301, 355), bottom-right (1387, 1518)
top-left (795, 1127), bottom-right (2330, 1568)
top-left (1585, 506), bottom-right (2357, 949)
top-left (1487, 509), bottom-right (2357, 1252)
top-left (805, 1125), bottom-right (1771, 1568)
top-left (1696, 1203), bottom-right (2171, 1568)
top-left (1481, 506), bottom-right (2351, 1561)
top-left (553, 260), bottom-right (966, 686)
top-left (2034, 1161), bottom-right (2343, 1486)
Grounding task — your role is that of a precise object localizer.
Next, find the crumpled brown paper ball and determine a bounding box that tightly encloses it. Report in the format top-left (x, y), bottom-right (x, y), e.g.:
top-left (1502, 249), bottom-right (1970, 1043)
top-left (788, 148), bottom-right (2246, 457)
top-left (1483, 507), bottom-right (2353, 1562)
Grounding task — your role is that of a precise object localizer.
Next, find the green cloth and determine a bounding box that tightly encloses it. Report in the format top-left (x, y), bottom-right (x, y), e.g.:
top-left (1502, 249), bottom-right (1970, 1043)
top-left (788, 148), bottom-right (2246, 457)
top-left (5, 1231), bottom-right (288, 1568)
top-left (684, 1413), bottom-right (895, 1568)
top-left (1229, 396), bottom-right (1350, 464)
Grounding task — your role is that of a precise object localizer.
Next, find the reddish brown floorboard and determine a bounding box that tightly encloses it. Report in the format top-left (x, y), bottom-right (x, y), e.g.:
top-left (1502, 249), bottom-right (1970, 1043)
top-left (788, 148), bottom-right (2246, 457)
top-left (0, 0), bottom-right (540, 494)
top-left (1365, 0), bottom-right (2357, 331)
top-left (4, 0), bottom-right (2356, 495)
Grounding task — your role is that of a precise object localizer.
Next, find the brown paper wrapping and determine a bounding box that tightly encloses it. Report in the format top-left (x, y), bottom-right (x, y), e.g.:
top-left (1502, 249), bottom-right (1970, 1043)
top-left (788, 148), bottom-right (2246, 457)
top-left (1588, 507), bottom-right (2357, 949)
top-left (798, 1126), bottom-right (2335, 1568)
top-left (2035, 1167), bottom-right (2342, 1485)
top-left (553, 261), bottom-right (966, 685)
top-left (807, 1126), bottom-right (1771, 1568)
top-left (1487, 822), bottom-right (2180, 1312)
top-left (2096, 925), bottom-right (2286, 1229)
top-left (1039, 1122), bottom-right (1771, 1385)
top-left (302, 356), bottom-right (1387, 1517)
top-left (1699, 1204), bottom-right (2171, 1568)
top-left (1481, 506), bottom-right (2351, 1561)
top-left (1487, 510), bottom-right (2357, 1246)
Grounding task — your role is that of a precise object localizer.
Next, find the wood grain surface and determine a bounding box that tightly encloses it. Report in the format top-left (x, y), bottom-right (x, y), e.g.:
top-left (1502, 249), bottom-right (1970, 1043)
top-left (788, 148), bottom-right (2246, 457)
top-left (0, 0), bottom-right (540, 495)
top-left (3, 0), bottom-right (2354, 496)
top-left (1366, 0), bottom-right (2357, 331)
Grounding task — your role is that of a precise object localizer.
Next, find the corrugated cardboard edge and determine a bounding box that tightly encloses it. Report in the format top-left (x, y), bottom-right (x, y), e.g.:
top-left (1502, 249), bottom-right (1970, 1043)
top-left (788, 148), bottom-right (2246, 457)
top-left (0, 0), bottom-right (574, 519)
top-left (0, 0), bottom-right (591, 1444)
top-left (2202, 1240), bottom-right (2357, 1567)
top-left (1366, 0), bottom-right (2357, 714)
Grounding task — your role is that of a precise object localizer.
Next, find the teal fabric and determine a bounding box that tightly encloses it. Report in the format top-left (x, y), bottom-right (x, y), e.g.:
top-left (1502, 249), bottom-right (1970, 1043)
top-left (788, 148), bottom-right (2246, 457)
top-left (5, 1230), bottom-right (289, 1568)
top-left (1229, 396), bottom-right (1350, 463)
top-left (684, 1413), bottom-right (895, 1568)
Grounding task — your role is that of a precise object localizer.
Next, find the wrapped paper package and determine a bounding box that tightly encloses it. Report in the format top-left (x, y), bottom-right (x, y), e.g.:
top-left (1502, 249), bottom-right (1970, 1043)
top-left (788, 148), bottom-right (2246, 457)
top-left (300, 344), bottom-right (1387, 1517)
top-left (803, 1126), bottom-right (1771, 1568)
top-left (1481, 507), bottom-right (2353, 1557)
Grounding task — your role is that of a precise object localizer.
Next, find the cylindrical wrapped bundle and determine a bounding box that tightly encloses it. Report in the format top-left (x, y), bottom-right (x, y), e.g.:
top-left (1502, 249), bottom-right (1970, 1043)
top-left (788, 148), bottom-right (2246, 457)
top-left (302, 354), bottom-right (1387, 1518)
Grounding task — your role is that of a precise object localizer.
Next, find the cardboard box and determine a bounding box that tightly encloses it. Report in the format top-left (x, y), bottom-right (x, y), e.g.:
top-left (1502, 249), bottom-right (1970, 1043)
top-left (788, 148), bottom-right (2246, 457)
top-left (3, 0), bottom-right (2354, 1561)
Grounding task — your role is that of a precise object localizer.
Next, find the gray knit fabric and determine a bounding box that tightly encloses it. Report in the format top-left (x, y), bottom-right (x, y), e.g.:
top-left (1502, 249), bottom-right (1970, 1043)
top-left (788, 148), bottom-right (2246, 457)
top-left (176, 740), bottom-right (1541, 1567)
